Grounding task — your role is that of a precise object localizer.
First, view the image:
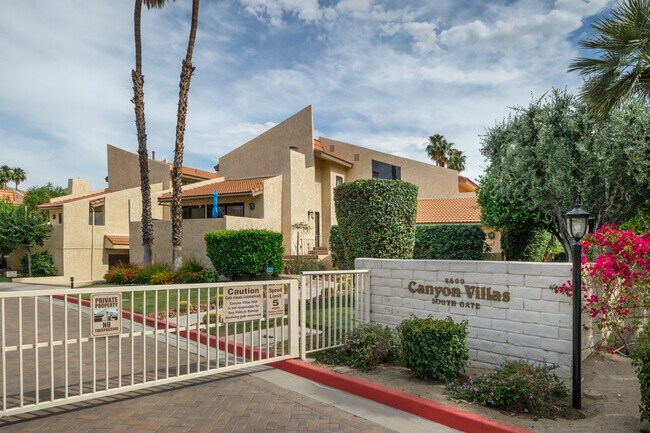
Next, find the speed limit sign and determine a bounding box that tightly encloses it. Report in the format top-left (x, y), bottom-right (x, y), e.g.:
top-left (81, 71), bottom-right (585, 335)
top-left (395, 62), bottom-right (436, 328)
top-left (266, 285), bottom-right (285, 319)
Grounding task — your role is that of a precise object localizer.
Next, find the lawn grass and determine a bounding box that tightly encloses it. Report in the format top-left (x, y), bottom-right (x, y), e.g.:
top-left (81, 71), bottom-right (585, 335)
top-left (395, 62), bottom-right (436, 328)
top-left (0, 276), bottom-right (12, 283)
top-left (81, 287), bottom-right (214, 316)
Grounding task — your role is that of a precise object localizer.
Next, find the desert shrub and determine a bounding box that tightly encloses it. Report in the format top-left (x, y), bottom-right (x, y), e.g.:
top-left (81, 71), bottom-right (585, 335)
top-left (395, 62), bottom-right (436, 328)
top-left (178, 300), bottom-right (193, 314)
top-left (313, 323), bottom-right (399, 371)
top-left (397, 316), bottom-right (469, 381)
top-left (104, 262), bottom-right (140, 285)
top-left (205, 229), bottom-right (284, 279)
top-left (148, 270), bottom-right (175, 285)
top-left (175, 257), bottom-right (217, 283)
top-left (202, 311), bottom-right (222, 324)
top-left (283, 256), bottom-right (326, 274)
top-left (501, 228), bottom-right (552, 262)
top-left (135, 262), bottom-right (170, 284)
top-left (447, 360), bottom-right (569, 418)
top-left (329, 225), bottom-right (349, 269)
top-left (413, 225), bottom-right (488, 260)
top-left (334, 179), bottom-right (418, 268)
top-left (632, 328), bottom-right (650, 422)
top-left (20, 251), bottom-right (57, 277)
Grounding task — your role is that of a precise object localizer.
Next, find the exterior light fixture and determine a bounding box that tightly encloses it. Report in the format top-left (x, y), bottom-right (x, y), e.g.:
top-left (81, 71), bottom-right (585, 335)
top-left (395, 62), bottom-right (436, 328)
top-left (564, 200), bottom-right (590, 410)
top-left (249, 203), bottom-right (255, 211)
top-left (308, 210), bottom-right (314, 219)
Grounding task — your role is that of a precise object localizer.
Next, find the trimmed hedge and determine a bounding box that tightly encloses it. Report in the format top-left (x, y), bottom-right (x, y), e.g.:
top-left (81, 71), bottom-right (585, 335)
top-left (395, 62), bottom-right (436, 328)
top-left (205, 229), bottom-right (284, 279)
top-left (502, 228), bottom-right (552, 262)
top-left (632, 328), bottom-right (650, 422)
top-left (329, 225), bottom-right (349, 269)
top-left (413, 224), bottom-right (488, 260)
top-left (397, 316), bottom-right (469, 381)
top-left (334, 179), bottom-right (418, 268)
top-left (20, 251), bottom-right (57, 277)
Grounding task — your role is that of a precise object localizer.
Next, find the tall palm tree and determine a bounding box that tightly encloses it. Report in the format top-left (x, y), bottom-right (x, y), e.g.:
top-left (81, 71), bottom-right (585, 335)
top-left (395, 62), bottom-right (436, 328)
top-left (132, 0), bottom-right (168, 266)
top-left (171, 0), bottom-right (200, 270)
top-left (568, 0), bottom-right (650, 119)
top-left (0, 166), bottom-right (12, 189)
top-left (425, 134), bottom-right (451, 167)
top-left (447, 149), bottom-right (467, 172)
top-left (11, 167), bottom-right (26, 190)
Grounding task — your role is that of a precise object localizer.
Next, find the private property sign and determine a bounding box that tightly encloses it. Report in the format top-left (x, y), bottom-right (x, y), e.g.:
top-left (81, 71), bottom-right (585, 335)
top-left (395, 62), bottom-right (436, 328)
top-left (91, 294), bottom-right (121, 337)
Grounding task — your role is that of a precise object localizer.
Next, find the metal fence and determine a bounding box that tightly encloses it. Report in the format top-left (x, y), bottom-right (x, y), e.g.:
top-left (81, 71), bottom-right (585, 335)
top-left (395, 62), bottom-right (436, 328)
top-left (0, 280), bottom-right (298, 417)
top-left (299, 270), bottom-right (370, 357)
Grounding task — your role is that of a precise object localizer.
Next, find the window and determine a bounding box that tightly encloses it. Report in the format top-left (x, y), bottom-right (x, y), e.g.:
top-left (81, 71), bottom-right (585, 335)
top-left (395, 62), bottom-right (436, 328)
top-left (89, 207), bottom-right (105, 226)
top-left (372, 160), bottom-right (401, 180)
top-left (335, 176), bottom-right (343, 187)
top-left (181, 203), bottom-right (245, 219)
top-left (58, 212), bottom-right (63, 224)
top-left (182, 205), bottom-right (206, 219)
top-left (216, 203), bottom-right (245, 218)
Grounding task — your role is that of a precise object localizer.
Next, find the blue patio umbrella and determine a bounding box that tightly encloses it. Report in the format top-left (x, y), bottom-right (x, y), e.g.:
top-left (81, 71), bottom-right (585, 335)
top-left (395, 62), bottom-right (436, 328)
top-left (212, 192), bottom-right (219, 218)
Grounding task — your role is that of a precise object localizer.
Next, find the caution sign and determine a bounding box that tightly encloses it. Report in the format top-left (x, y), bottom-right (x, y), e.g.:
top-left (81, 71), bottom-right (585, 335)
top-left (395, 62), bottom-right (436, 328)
top-left (91, 294), bottom-right (122, 337)
top-left (223, 286), bottom-right (263, 323)
top-left (266, 285), bottom-right (285, 319)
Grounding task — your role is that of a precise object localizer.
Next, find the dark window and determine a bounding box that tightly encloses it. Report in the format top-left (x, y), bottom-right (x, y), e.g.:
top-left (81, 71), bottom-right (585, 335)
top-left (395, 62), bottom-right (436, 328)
top-left (335, 176), bottom-right (343, 186)
top-left (89, 208), bottom-right (105, 226)
top-left (182, 205), bottom-right (206, 219)
top-left (59, 213), bottom-right (63, 224)
top-left (372, 160), bottom-right (401, 180)
top-left (217, 203), bottom-right (245, 218)
top-left (182, 203), bottom-right (245, 219)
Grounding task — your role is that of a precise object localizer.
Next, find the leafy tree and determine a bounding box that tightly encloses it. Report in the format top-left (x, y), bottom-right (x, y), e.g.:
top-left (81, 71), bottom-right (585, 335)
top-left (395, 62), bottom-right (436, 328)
top-left (569, 0), bottom-right (650, 119)
top-left (621, 198), bottom-right (650, 233)
top-left (132, 0), bottom-right (167, 266)
top-left (478, 89), bottom-right (650, 259)
top-left (11, 167), bottom-right (26, 190)
top-left (0, 206), bottom-right (52, 276)
top-left (447, 148), bottom-right (467, 172)
top-left (23, 183), bottom-right (66, 212)
top-left (171, 0), bottom-right (200, 270)
top-left (0, 165), bottom-right (12, 189)
top-left (0, 201), bottom-right (15, 261)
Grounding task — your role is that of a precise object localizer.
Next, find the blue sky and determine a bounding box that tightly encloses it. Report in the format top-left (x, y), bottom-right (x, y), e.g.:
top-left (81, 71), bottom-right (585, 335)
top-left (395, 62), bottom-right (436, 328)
top-left (0, 0), bottom-right (613, 191)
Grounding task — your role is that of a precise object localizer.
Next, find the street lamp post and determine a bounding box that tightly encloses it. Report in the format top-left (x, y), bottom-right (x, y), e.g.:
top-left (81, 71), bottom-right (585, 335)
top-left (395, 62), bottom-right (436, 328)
top-left (564, 201), bottom-right (590, 410)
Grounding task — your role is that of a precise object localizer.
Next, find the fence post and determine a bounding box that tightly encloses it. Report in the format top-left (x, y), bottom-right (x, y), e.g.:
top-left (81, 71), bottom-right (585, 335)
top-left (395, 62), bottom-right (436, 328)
top-left (364, 272), bottom-right (370, 323)
top-left (299, 275), bottom-right (307, 360)
top-left (288, 278), bottom-right (300, 359)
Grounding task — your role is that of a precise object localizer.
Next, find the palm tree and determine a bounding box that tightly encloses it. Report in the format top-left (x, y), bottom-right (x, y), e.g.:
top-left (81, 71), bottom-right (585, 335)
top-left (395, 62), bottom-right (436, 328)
top-left (171, 0), bottom-right (200, 270)
top-left (425, 134), bottom-right (451, 167)
top-left (447, 149), bottom-right (467, 172)
top-left (568, 0), bottom-right (650, 119)
top-left (132, 0), bottom-right (168, 266)
top-left (0, 166), bottom-right (12, 189)
top-left (11, 167), bottom-right (26, 190)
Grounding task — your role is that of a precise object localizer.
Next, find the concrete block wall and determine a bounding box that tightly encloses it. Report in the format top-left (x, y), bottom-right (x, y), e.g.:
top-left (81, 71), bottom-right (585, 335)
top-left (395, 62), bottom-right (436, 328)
top-left (356, 258), bottom-right (592, 378)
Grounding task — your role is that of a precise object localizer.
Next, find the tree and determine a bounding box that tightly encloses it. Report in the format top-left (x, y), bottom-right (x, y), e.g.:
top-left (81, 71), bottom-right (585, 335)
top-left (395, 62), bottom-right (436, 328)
top-left (446, 148), bottom-right (467, 172)
top-left (132, 0), bottom-right (167, 266)
top-left (478, 89), bottom-right (650, 260)
top-left (171, 0), bottom-right (200, 270)
top-left (569, 0), bottom-right (650, 119)
top-left (425, 134), bottom-right (451, 167)
top-left (0, 206), bottom-right (52, 276)
top-left (0, 201), bottom-right (15, 262)
top-left (11, 167), bottom-right (26, 190)
top-left (0, 165), bottom-right (12, 189)
top-left (23, 183), bottom-right (66, 212)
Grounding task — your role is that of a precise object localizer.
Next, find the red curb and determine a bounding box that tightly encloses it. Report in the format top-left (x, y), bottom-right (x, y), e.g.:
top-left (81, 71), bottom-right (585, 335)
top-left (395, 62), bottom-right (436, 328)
top-left (271, 359), bottom-right (535, 433)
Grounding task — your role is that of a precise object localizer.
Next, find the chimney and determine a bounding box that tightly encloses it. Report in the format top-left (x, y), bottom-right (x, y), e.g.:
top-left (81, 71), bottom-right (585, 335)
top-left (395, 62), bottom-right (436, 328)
top-left (152, 151), bottom-right (156, 160)
top-left (66, 178), bottom-right (91, 197)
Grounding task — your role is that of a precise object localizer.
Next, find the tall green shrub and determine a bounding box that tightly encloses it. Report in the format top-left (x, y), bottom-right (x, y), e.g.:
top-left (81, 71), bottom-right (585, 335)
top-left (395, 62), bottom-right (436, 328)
top-left (329, 225), bottom-right (349, 269)
top-left (501, 228), bottom-right (552, 262)
top-left (632, 328), bottom-right (650, 422)
top-left (334, 179), bottom-right (418, 268)
top-left (20, 251), bottom-right (57, 277)
top-left (205, 230), bottom-right (284, 279)
top-left (413, 224), bottom-right (488, 260)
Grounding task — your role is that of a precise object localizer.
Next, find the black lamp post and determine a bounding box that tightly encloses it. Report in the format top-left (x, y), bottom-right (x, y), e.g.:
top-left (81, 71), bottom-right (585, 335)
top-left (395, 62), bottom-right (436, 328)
top-left (564, 201), bottom-right (590, 410)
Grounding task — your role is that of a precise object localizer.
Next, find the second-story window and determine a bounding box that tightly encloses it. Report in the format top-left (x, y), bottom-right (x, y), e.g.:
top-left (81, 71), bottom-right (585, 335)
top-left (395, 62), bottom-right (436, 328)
top-left (336, 176), bottom-right (343, 187)
top-left (89, 207), bottom-right (105, 226)
top-left (372, 160), bottom-right (401, 180)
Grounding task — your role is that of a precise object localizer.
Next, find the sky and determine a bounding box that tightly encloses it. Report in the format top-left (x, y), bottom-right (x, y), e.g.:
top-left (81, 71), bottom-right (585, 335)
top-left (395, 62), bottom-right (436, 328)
top-left (0, 0), bottom-right (613, 190)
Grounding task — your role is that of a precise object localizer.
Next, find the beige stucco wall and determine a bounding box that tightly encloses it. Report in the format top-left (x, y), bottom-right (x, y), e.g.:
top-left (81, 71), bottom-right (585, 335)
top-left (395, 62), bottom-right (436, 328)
top-left (218, 105), bottom-right (315, 179)
top-left (106, 144), bottom-right (172, 191)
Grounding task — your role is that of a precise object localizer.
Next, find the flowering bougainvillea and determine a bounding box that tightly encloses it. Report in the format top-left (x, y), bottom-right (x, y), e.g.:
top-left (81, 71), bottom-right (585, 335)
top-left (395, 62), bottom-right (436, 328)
top-left (554, 225), bottom-right (650, 353)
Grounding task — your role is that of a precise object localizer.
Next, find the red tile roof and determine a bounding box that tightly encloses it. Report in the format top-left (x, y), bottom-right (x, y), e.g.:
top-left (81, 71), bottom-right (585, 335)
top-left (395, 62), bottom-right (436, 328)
top-left (417, 196), bottom-right (482, 224)
top-left (105, 235), bottom-right (129, 246)
top-left (314, 138), bottom-right (354, 166)
top-left (163, 162), bottom-right (219, 180)
top-left (38, 189), bottom-right (113, 210)
top-left (159, 177), bottom-right (271, 201)
top-left (0, 190), bottom-right (18, 205)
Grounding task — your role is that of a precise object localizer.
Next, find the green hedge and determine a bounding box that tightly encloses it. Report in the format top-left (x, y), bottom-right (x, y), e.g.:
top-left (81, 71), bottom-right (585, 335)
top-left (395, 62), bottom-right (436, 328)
top-left (501, 228), bottom-right (552, 262)
top-left (334, 179), bottom-right (418, 268)
top-left (329, 225), bottom-right (349, 269)
top-left (632, 328), bottom-right (650, 422)
top-left (413, 224), bottom-right (488, 260)
top-left (397, 316), bottom-right (469, 381)
top-left (20, 251), bottom-right (57, 277)
top-left (205, 229), bottom-right (284, 279)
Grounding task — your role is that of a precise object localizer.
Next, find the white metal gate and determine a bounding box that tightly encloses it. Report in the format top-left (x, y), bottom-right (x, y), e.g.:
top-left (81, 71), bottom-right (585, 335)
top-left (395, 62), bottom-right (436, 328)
top-left (0, 280), bottom-right (298, 417)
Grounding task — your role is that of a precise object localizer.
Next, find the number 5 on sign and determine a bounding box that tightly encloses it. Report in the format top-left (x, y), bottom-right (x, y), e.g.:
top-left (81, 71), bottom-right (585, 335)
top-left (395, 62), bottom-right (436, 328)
top-left (266, 285), bottom-right (285, 319)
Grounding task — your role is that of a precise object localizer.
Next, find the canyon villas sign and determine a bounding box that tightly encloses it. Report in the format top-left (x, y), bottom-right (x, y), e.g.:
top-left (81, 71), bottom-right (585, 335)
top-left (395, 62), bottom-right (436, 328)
top-left (407, 277), bottom-right (510, 310)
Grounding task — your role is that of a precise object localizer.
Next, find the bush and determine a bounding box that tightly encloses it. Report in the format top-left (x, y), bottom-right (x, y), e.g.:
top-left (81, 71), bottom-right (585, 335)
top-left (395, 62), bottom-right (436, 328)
top-left (313, 323), bottom-right (399, 371)
top-left (334, 179), bottom-right (418, 268)
top-left (397, 316), bottom-right (469, 381)
top-left (20, 251), bottom-right (57, 277)
top-left (283, 256), bottom-right (326, 274)
top-left (134, 262), bottom-right (170, 284)
top-left (148, 270), bottom-right (176, 285)
top-left (175, 257), bottom-right (218, 283)
top-left (413, 225), bottom-right (488, 260)
top-left (205, 229), bottom-right (284, 279)
top-left (447, 360), bottom-right (569, 418)
top-left (501, 228), bottom-right (552, 262)
top-left (104, 262), bottom-right (140, 285)
top-left (202, 311), bottom-right (223, 324)
top-left (178, 300), bottom-right (193, 314)
top-left (329, 225), bottom-right (349, 269)
top-left (632, 328), bottom-right (650, 422)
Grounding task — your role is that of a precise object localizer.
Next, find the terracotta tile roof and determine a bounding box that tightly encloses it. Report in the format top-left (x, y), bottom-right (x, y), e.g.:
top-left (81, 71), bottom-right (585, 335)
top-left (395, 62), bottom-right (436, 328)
top-left (159, 177), bottom-right (271, 201)
top-left (38, 189), bottom-right (113, 210)
top-left (0, 190), bottom-right (18, 205)
top-left (105, 235), bottom-right (129, 246)
top-left (164, 162), bottom-right (219, 180)
top-left (313, 138), bottom-right (354, 166)
top-left (417, 196), bottom-right (482, 224)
